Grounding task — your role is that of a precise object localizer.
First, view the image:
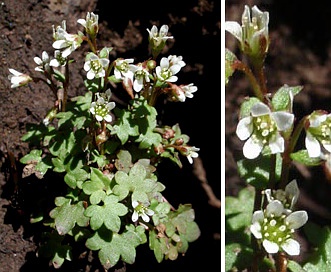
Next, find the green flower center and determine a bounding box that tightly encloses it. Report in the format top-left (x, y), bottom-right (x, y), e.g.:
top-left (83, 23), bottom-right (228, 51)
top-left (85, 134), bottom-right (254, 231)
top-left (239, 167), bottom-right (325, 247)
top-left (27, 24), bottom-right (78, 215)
top-left (261, 214), bottom-right (293, 245)
top-left (91, 59), bottom-right (102, 73)
top-left (312, 119), bottom-right (331, 145)
top-left (253, 115), bottom-right (277, 144)
top-left (95, 104), bottom-right (108, 117)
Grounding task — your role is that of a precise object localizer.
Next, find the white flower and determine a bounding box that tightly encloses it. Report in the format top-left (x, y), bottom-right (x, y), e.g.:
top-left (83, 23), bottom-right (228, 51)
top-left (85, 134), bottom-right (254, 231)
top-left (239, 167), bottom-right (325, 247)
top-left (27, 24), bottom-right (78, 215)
top-left (131, 63), bottom-right (150, 92)
top-left (265, 179), bottom-right (299, 214)
top-left (236, 102), bottom-right (294, 159)
top-left (34, 51), bottom-right (51, 72)
top-left (225, 5), bottom-right (269, 57)
top-left (305, 111), bottom-right (331, 158)
top-left (52, 20), bottom-right (83, 58)
top-left (131, 200), bottom-right (154, 223)
top-left (114, 58), bottom-right (135, 81)
top-left (250, 200), bottom-right (308, 255)
top-left (179, 146), bottom-right (200, 164)
top-left (49, 50), bottom-right (67, 67)
top-left (168, 55), bottom-right (186, 68)
top-left (84, 52), bottom-right (109, 80)
top-left (8, 68), bottom-right (33, 88)
top-left (89, 90), bottom-right (115, 122)
top-left (147, 24), bottom-right (173, 49)
top-left (181, 83), bottom-right (198, 100)
top-left (77, 12), bottom-right (99, 37)
top-left (156, 57), bottom-right (181, 83)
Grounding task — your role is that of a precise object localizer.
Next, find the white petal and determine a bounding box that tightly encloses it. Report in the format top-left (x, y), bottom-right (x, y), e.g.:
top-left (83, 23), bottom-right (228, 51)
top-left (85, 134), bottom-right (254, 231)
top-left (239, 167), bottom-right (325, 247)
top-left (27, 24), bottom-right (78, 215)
top-left (305, 133), bottom-right (321, 157)
top-left (87, 70), bottom-right (95, 80)
top-left (103, 115), bottom-right (113, 123)
top-left (243, 137), bottom-right (263, 159)
top-left (262, 240), bottom-right (279, 254)
top-left (141, 213), bottom-right (150, 222)
top-left (323, 143), bottom-right (331, 153)
top-left (250, 222), bottom-right (262, 239)
top-left (236, 116), bottom-right (253, 140)
top-left (132, 200), bottom-right (139, 208)
top-left (266, 200), bottom-right (283, 217)
top-left (251, 210), bottom-right (264, 224)
top-left (269, 134), bottom-right (284, 154)
top-left (52, 40), bottom-right (68, 49)
top-left (285, 211), bottom-right (308, 229)
top-left (251, 102), bottom-right (270, 117)
top-left (272, 112), bottom-right (294, 131)
top-left (132, 211), bottom-right (139, 222)
top-left (224, 21), bottom-right (242, 43)
top-left (285, 180), bottom-right (299, 208)
top-left (281, 238), bottom-right (300, 256)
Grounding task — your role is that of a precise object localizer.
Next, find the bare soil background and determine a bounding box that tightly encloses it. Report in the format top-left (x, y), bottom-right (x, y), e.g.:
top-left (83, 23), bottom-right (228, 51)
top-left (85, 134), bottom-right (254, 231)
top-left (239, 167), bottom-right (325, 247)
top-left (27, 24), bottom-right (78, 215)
top-left (226, 0), bottom-right (331, 268)
top-left (0, 0), bottom-right (221, 271)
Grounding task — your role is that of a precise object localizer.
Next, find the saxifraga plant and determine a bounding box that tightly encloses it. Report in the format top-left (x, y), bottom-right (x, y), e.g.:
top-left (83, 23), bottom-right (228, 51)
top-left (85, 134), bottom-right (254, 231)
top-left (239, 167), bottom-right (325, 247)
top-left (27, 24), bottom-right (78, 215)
top-left (8, 12), bottom-right (201, 270)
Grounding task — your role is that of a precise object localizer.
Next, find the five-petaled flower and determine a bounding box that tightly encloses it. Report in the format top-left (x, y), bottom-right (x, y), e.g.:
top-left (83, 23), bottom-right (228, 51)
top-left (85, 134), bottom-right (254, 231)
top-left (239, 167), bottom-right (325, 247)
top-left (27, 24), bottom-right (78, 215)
top-left (8, 68), bottom-right (33, 88)
top-left (305, 111), bottom-right (331, 158)
top-left (236, 101), bottom-right (294, 159)
top-left (89, 90), bottom-right (115, 122)
top-left (131, 200), bottom-right (154, 223)
top-left (225, 5), bottom-right (269, 59)
top-left (250, 200), bottom-right (308, 256)
top-left (84, 52), bottom-right (109, 80)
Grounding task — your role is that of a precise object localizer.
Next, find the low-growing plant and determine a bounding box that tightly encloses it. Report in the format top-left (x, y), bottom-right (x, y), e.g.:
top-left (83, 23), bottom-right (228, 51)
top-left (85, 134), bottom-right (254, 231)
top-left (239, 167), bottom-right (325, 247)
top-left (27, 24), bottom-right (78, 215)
top-left (226, 4), bottom-right (331, 272)
top-left (8, 12), bottom-right (201, 270)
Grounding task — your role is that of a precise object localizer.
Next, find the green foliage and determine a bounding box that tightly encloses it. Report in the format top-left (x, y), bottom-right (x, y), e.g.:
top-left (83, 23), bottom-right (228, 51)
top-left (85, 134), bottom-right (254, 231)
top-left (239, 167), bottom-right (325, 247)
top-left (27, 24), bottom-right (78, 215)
top-left (15, 12), bottom-right (201, 270)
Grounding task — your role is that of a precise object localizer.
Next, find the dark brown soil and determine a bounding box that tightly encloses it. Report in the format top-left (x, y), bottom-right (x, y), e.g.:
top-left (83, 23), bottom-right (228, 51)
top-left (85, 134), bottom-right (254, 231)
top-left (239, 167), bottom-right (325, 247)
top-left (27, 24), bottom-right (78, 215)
top-left (0, 0), bottom-right (221, 271)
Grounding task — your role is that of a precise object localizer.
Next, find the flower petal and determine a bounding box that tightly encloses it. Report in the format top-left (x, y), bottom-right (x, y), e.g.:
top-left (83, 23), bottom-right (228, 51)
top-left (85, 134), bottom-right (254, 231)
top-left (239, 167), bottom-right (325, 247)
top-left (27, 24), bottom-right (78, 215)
top-left (285, 180), bottom-right (299, 208)
top-left (285, 211), bottom-right (308, 229)
top-left (281, 238), bottom-right (300, 256)
top-left (224, 21), bottom-right (242, 43)
top-left (250, 222), bottom-right (262, 239)
top-left (272, 112), bottom-right (294, 131)
top-left (266, 200), bottom-right (284, 217)
top-left (236, 116), bottom-right (253, 140)
top-left (251, 102), bottom-right (270, 117)
top-left (269, 134), bottom-right (284, 154)
top-left (243, 137), bottom-right (263, 159)
top-left (305, 133), bottom-right (321, 157)
top-left (262, 239), bottom-right (279, 254)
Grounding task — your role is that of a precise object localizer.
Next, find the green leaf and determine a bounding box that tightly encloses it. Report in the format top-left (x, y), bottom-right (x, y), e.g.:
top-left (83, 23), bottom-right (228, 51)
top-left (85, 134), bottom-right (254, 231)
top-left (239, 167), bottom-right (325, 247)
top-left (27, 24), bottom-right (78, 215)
top-left (237, 153), bottom-right (282, 189)
top-left (86, 224), bottom-right (146, 269)
top-left (84, 195), bottom-right (128, 231)
top-left (302, 222), bottom-right (331, 271)
top-left (272, 85), bottom-right (303, 112)
top-left (64, 168), bottom-right (89, 189)
top-left (112, 108), bottom-right (139, 145)
top-left (50, 198), bottom-right (89, 235)
top-left (225, 187), bottom-right (255, 231)
top-left (113, 163), bottom-right (164, 202)
top-left (290, 150), bottom-right (322, 166)
top-left (239, 97), bottom-right (261, 118)
top-left (288, 260), bottom-right (307, 272)
top-left (20, 149), bottom-right (42, 164)
top-left (225, 48), bottom-right (238, 85)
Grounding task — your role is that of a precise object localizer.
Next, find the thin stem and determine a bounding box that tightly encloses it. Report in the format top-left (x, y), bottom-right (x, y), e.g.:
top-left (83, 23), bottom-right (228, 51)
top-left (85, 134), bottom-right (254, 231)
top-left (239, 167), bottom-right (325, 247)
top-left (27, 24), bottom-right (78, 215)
top-left (276, 252), bottom-right (288, 272)
top-left (279, 116), bottom-right (307, 189)
top-left (233, 60), bottom-right (264, 101)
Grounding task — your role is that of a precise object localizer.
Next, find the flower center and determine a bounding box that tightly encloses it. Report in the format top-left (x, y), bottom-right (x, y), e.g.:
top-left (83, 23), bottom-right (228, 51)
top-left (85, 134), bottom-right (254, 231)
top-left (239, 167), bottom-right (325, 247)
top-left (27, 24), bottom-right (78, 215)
top-left (253, 115), bottom-right (276, 144)
top-left (261, 214), bottom-right (293, 244)
top-left (95, 104), bottom-right (108, 117)
top-left (91, 59), bottom-right (102, 73)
